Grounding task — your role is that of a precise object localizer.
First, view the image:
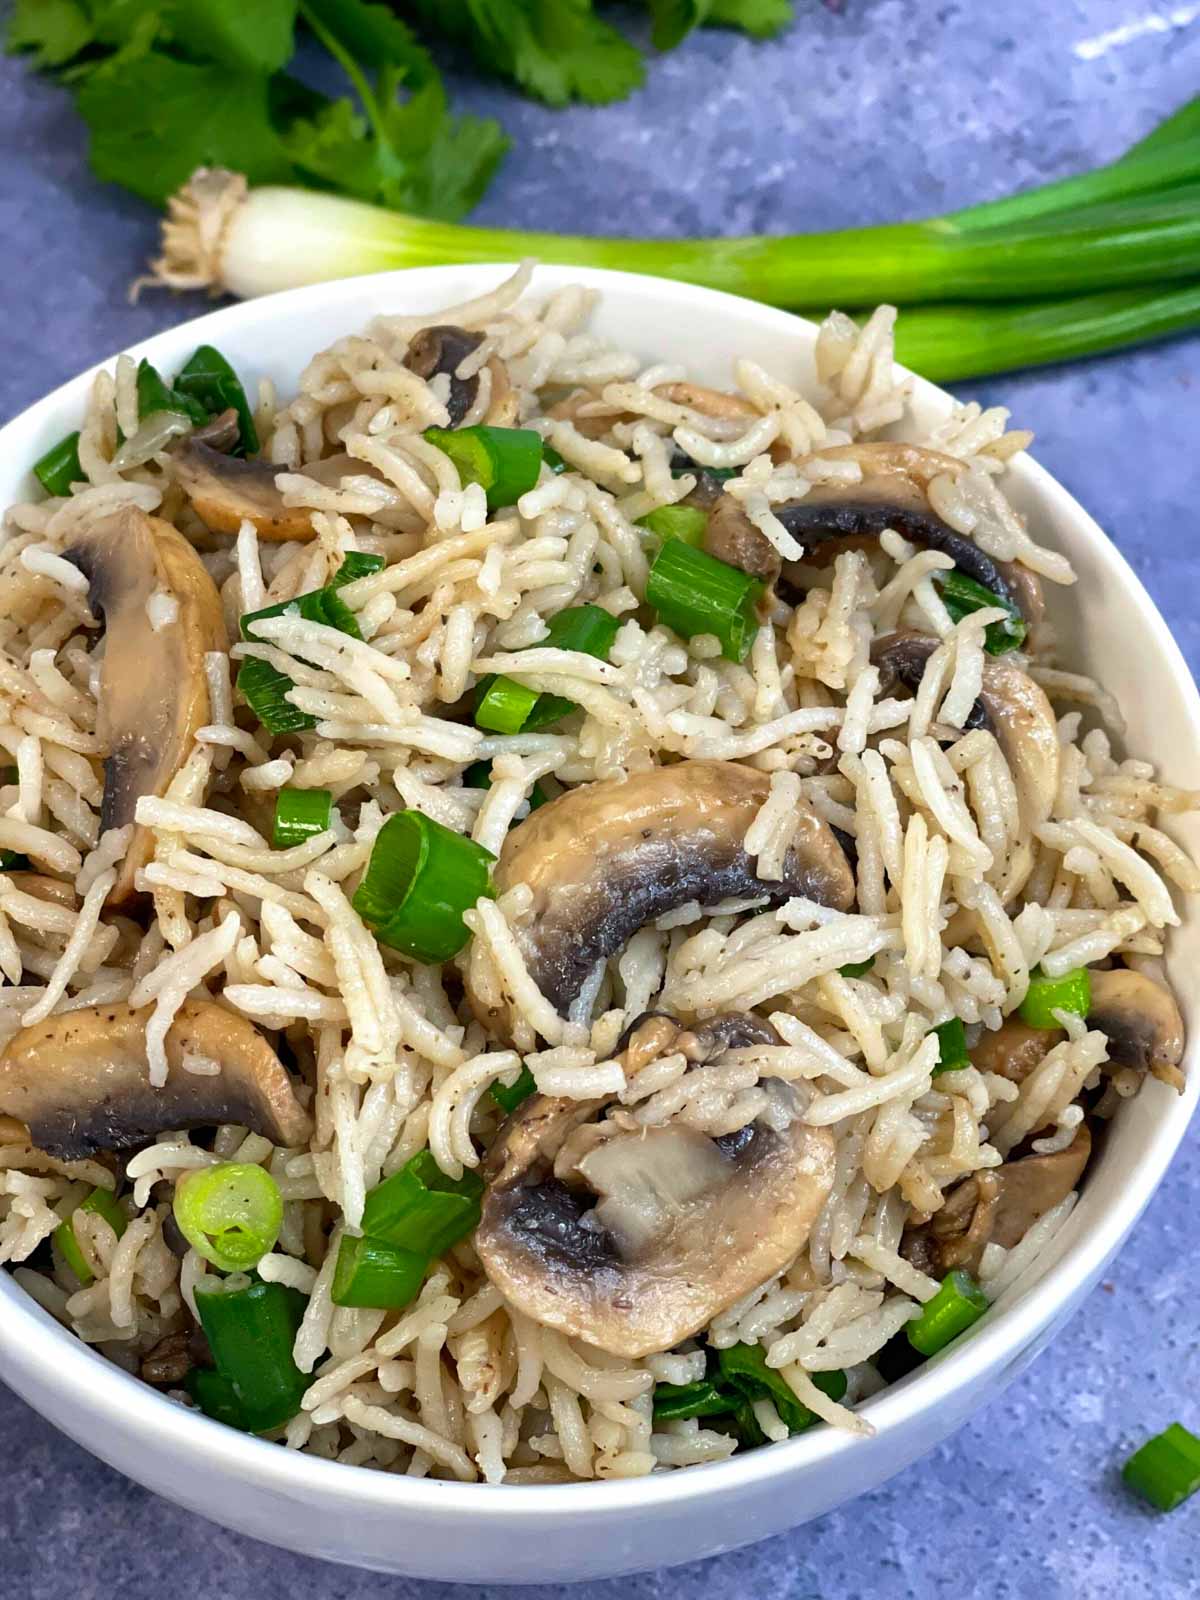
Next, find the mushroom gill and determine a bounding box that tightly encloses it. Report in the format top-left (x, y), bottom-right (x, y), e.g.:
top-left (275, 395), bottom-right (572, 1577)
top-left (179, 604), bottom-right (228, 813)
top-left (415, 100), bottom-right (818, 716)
top-left (0, 998), bottom-right (312, 1160)
top-left (1086, 967), bottom-right (1184, 1087)
top-left (476, 1013), bottom-right (836, 1357)
top-left (470, 759), bottom-right (855, 1030)
top-left (65, 507), bottom-right (227, 905)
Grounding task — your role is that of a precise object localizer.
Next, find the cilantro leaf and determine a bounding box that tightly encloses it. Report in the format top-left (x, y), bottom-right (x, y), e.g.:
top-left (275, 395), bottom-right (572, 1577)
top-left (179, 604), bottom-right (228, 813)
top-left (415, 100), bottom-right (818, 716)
top-left (75, 47), bottom-right (297, 204)
top-left (402, 0), bottom-right (644, 108)
top-left (645, 0), bottom-right (710, 52)
top-left (7, 0), bottom-right (95, 67)
top-left (703, 0), bottom-right (793, 36)
top-left (170, 0), bottom-right (299, 73)
top-left (300, 0), bottom-right (434, 85)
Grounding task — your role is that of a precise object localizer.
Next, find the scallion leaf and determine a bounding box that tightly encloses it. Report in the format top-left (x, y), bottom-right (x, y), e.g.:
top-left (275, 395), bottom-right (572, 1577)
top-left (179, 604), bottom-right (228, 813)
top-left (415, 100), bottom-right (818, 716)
top-left (273, 788), bottom-right (333, 849)
top-left (646, 538), bottom-right (764, 663)
top-left (331, 550), bottom-right (386, 584)
top-left (935, 569), bottom-right (1027, 655)
top-left (1122, 1423), bottom-right (1200, 1512)
top-left (238, 560), bottom-right (374, 733)
top-left (193, 1276), bottom-right (310, 1431)
top-left (136, 358), bottom-right (208, 426)
top-left (543, 444), bottom-right (569, 475)
top-left (717, 1343), bottom-right (847, 1435)
top-left (930, 1017), bottom-right (970, 1075)
top-left (652, 1380), bottom-right (733, 1424)
top-left (636, 504), bottom-right (709, 547)
top-left (352, 810), bottom-right (495, 964)
top-left (173, 1162), bottom-right (283, 1272)
top-left (474, 674), bottom-right (541, 735)
top-left (237, 656), bottom-right (317, 735)
top-left (331, 1234), bottom-right (427, 1309)
top-left (175, 344), bottom-right (259, 455)
top-left (464, 762), bottom-right (549, 813)
top-left (55, 1187), bottom-right (127, 1286)
top-left (360, 1150), bottom-right (483, 1256)
top-left (1019, 965), bottom-right (1092, 1029)
top-left (33, 432), bottom-right (82, 497)
top-left (907, 1269), bottom-right (989, 1356)
top-left (838, 957), bottom-right (876, 979)
top-left (474, 604), bottom-right (620, 733)
top-left (424, 424), bottom-right (544, 508)
top-left (490, 1065), bottom-right (536, 1115)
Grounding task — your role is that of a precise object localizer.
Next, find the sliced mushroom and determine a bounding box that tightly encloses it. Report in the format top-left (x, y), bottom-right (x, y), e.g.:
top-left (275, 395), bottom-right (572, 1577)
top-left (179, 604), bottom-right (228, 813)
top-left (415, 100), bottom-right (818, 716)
top-left (970, 1017), bottom-right (1058, 1085)
top-left (476, 760), bottom-right (855, 1027)
top-left (904, 1124), bottom-right (1092, 1277)
top-left (1088, 967), bottom-right (1184, 1086)
top-left (173, 440), bottom-right (382, 541)
top-left (871, 629), bottom-right (1058, 896)
top-left (4, 872), bottom-right (78, 910)
top-left (190, 407), bottom-right (241, 454)
top-left (703, 493), bottom-right (782, 584)
top-left (477, 1014), bottom-right (835, 1357)
top-left (404, 325), bottom-right (486, 426)
top-left (0, 998), bottom-right (312, 1160)
top-left (66, 508), bottom-right (227, 905)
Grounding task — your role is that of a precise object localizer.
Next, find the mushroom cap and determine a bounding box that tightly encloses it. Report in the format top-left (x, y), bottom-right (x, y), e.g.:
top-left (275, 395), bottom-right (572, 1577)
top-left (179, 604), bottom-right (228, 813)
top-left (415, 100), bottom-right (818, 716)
top-left (66, 508), bottom-right (227, 905)
top-left (476, 1016), bottom-right (836, 1357)
top-left (0, 998), bottom-right (312, 1160)
top-left (173, 441), bottom-right (377, 541)
top-left (1088, 967), bottom-right (1184, 1083)
top-left (404, 325), bottom-right (486, 427)
top-left (477, 759), bottom-right (855, 1027)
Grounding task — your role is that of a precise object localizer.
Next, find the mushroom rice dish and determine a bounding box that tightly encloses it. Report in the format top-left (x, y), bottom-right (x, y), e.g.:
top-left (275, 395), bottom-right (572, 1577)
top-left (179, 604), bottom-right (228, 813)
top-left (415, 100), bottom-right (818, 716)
top-left (0, 264), bottom-right (1192, 1484)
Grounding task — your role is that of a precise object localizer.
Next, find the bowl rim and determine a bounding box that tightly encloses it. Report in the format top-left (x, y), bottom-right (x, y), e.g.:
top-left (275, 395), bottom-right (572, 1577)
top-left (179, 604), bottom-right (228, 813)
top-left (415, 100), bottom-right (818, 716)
top-left (1, 260), bottom-right (1197, 1520)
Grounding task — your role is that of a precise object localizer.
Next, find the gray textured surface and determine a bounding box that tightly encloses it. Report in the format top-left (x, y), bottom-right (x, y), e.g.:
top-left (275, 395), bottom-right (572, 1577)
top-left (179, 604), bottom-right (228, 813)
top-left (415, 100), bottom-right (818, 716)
top-left (2, 2), bottom-right (1199, 1594)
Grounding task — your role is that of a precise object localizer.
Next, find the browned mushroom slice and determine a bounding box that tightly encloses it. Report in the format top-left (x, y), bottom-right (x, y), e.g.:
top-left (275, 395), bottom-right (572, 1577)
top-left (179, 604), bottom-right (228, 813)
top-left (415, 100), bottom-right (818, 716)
top-left (477, 1015), bottom-right (835, 1357)
top-left (904, 1124), bottom-right (1092, 1277)
top-left (1088, 968), bottom-right (1184, 1086)
top-left (970, 1018), bottom-right (1059, 1085)
top-left (703, 493), bottom-right (781, 584)
top-left (4, 872), bottom-right (79, 911)
top-left (475, 759), bottom-right (855, 1026)
top-left (404, 325), bottom-right (486, 426)
top-left (173, 441), bottom-right (381, 541)
top-left (65, 508), bottom-right (227, 905)
top-left (190, 407), bottom-right (241, 454)
top-left (871, 630), bottom-right (1058, 894)
top-left (0, 998), bottom-right (312, 1160)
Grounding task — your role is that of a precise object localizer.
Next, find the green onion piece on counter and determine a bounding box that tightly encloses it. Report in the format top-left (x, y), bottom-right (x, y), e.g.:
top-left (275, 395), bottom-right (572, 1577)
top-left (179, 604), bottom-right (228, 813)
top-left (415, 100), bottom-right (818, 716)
top-left (717, 1342), bottom-right (847, 1435)
top-left (646, 539), bottom-right (765, 663)
top-left (838, 957), bottom-right (876, 979)
top-left (475, 603), bottom-right (621, 734)
top-left (1019, 965), bottom-right (1092, 1029)
top-left (135, 359), bottom-right (208, 425)
top-left (331, 1234), bottom-right (427, 1310)
top-left (352, 810), bottom-right (496, 964)
top-left (463, 762), bottom-right (549, 814)
top-left (332, 550), bottom-right (386, 584)
top-left (236, 657), bottom-right (317, 735)
top-left (652, 1380), bottom-right (735, 1424)
top-left (174, 344), bottom-right (259, 455)
top-left (360, 1149), bottom-right (484, 1257)
top-left (172, 1162), bottom-right (283, 1272)
top-left (490, 1065), bottom-right (537, 1115)
top-left (1122, 1422), bottom-right (1200, 1512)
top-left (930, 1017), bottom-right (970, 1075)
top-left (423, 425), bottom-right (544, 509)
top-left (32, 432), bottom-right (82, 498)
top-left (55, 1187), bottom-right (127, 1287)
top-left (907, 1269), bottom-right (989, 1356)
top-left (935, 570), bottom-right (1027, 656)
top-left (193, 1277), bottom-right (310, 1431)
top-left (273, 788), bottom-right (333, 849)
top-left (543, 445), bottom-right (568, 475)
top-left (636, 504), bottom-right (709, 548)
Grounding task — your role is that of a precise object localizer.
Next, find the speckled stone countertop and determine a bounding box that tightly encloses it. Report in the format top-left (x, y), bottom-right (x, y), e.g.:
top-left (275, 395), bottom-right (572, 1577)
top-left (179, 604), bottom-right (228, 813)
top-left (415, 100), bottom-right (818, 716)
top-left (2, 3), bottom-right (1199, 1595)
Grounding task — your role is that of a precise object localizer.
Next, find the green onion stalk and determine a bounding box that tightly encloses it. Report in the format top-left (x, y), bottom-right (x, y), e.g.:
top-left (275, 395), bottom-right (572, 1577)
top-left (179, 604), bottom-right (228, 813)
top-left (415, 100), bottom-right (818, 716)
top-left (149, 101), bottom-right (1200, 381)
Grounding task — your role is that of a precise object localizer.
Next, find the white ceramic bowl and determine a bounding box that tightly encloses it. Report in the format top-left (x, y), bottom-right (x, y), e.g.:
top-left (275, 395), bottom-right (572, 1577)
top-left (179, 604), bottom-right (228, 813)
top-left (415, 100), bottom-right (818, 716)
top-left (1, 266), bottom-right (1197, 1582)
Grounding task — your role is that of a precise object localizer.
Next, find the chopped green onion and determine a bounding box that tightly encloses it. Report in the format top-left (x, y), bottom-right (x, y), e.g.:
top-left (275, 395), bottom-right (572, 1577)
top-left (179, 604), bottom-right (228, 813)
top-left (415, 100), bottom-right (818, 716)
top-left (273, 788), bottom-right (333, 849)
top-left (331, 550), bottom-right (386, 584)
top-left (360, 1149), bottom-right (483, 1257)
top-left (352, 810), bottom-right (496, 964)
top-left (175, 344), bottom-right (259, 455)
top-left (543, 444), bottom-right (569, 475)
top-left (55, 1187), bottom-right (127, 1286)
top-left (907, 1269), bottom-right (989, 1356)
top-left (930, 1017), bottom-right (970, 1075)
top-left (33, 432), bottom-right (82, 497)
top-left (463, 762), bottom-right (549, 814)
top-left (331, 1234), bottom-right (427, 1309)
top-left (185, 1367), bottom-right (282, 1434)
top-left (136, 359), bottom-right (208, 426)
top-left (646, 538), bottom-right (764, 663)
top-left (490, 1065), bottom-right (536, 1114)
top-left (838, 957), bottom-right (876, 979)
top-left (1122, 1423), bottom-right (1200, 1512)
top-left (236, 657), bottom-right (317, 735)
top-left (652, 1380), bottom-right (733, 1424)
top-left (423, 425), bottom-right (544, 509)
top-left (193, 1277), bottom-right (310, 1431)
top-left (241, 585), bottom-right (361, 644)
top-left (172, 1162), bottom-right (283, 1272)
top-left (636, 504), bottom-right (709, 548)
top-left (474, 604), bottom-right (621, 733)
top-left (935, 570), bottom-right (1027, 655)
top-left (717, 1342), bottom-right (847, 1435)
top-left (0, 852), bottom-right (30, 872)
top-left (1020, 965), bottom-right (1092, 1029)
